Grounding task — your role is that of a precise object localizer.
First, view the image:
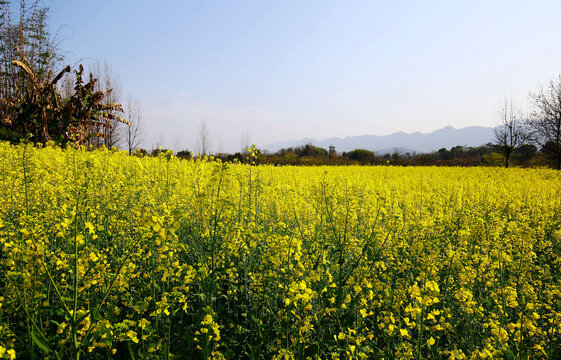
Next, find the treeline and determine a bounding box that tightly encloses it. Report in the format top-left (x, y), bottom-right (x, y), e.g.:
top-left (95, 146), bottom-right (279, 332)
top-left (211, 142), bottom-right (546, 167)
top-left (133, 141), bottom-right (549, 168)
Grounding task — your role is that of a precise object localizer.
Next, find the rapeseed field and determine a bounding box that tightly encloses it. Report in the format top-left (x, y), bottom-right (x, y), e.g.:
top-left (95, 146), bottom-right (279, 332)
top-left (0, 142), bottom-right (560, 359)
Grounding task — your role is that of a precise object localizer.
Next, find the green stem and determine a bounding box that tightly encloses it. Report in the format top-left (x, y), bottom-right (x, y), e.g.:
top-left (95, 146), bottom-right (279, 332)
top-left (73, 194), bottom-right (80, 360)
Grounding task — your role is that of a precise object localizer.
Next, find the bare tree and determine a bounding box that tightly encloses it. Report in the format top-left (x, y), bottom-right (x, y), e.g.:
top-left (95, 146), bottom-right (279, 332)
top-left (88, 60), bottom-right (123, 149)
top-left (329, 145), bottom-right (336, 163)
top-left (124, 93), bottom-right (143, 155)
top-left (216, 138), bottom-right (224, 155)
top-left (197, 119), bottom-right (210, 156)
top-left (494, 98), bottom-right (527, 168)
top-left (528, 75), bottom-right (561, 169)
top-left (240, 131), bottom-right (251, 163)
top-left (172, 135), bottom-right (181, 153)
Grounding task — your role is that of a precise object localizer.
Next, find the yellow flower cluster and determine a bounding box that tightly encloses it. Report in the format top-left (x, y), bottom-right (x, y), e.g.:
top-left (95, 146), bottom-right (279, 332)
top-left (0, 142), bottom-right (560, 359)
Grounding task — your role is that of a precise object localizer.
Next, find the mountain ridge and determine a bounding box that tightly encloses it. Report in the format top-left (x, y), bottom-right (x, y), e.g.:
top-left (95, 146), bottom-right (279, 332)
top-left (264, 125), bottom-right (496, 154)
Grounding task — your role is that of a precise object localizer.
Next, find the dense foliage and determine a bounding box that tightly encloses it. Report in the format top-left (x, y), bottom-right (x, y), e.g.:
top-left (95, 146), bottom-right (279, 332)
top-left (0, 1), bottom-right (130, 149)
top-left (1, 61), bottom-right (128, 146)
top-left (0, 142), bottom-right (560, 359)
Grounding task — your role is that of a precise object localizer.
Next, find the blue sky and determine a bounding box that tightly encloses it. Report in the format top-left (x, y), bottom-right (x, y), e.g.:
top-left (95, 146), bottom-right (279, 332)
top-left (48, 0), bottom-right (561, 152)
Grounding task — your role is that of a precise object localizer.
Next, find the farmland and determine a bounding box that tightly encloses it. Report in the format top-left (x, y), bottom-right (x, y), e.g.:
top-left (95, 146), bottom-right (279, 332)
top-left (0, 142), bottom-right (560, 359)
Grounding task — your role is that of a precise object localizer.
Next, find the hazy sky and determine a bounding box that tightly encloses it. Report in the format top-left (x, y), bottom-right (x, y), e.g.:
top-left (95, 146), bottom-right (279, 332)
top-left (48, 0), bottom-right (561, 153)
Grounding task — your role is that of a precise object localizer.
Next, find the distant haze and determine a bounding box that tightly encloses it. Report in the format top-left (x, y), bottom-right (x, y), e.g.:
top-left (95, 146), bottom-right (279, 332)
top-left (265, 125), bottom-right (496, 154)
top-left (49, 1), bottom-right (561, 153)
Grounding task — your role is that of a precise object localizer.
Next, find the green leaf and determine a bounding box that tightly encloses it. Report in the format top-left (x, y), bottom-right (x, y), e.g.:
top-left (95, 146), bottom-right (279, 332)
top-left (504, 347), bottom-right (516, 359)
top-left (92, 307), bottom-right (101, 322)
top-left (76, 311), bottom-right (91, 326)
top-left (49, 320), bottom-right (65, 330)
top-left (31, 329), bottom-right (52, 353)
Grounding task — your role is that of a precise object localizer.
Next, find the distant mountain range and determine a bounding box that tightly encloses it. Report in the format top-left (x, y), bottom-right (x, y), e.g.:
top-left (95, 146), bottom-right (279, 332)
top-left (264, 125), bottom-right (497, 154)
